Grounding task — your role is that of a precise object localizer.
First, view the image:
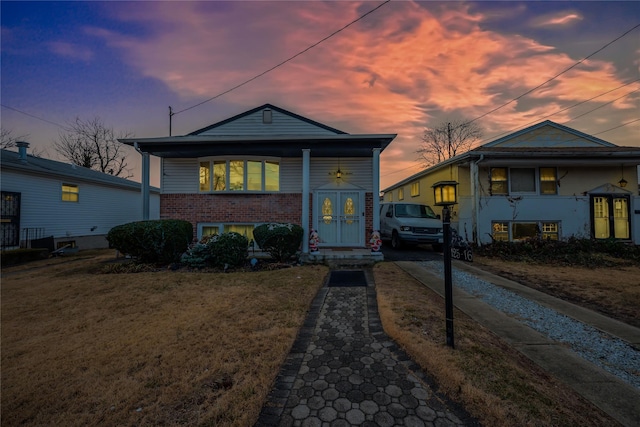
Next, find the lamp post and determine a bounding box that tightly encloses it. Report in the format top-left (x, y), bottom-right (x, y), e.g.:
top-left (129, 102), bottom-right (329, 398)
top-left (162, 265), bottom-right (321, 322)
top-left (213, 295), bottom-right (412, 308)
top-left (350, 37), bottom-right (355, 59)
top-left (432, 181), bottom-right (458, 348)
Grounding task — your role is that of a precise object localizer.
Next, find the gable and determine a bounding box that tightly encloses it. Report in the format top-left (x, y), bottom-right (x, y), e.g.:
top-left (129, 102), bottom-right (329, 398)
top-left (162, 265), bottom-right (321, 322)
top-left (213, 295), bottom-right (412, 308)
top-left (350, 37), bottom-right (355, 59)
top-left (484, 121), bottom-right (616, 148)
top-left (190, 104), bottom-right (347, 137)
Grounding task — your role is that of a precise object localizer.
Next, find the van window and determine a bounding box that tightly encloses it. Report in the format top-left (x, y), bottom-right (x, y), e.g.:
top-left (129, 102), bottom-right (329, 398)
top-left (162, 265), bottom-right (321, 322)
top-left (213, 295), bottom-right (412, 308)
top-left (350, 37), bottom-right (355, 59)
top-left (395, 204), bottom-right (437, 219)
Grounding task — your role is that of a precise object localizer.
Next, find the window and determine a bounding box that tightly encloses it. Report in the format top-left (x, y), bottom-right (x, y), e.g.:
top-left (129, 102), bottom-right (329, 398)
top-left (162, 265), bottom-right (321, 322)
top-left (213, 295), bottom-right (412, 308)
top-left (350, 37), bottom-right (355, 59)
top-left (62, 184), bottom-right (79, 202)
top-left (510, 168), bottom-right (536, 193)
top-left (492, 221), bottom-right (559, 241)
top-left (411, 182), bottom-right (420, 197)
top-left (492, 222), bottom-right (509, 241)
top-left (202, 226), bottom-right (219, 237)
top-left (539, 168), bottom-right (557, 195)
top-left (490, 168), bottom-right (508, 195)
top-left (541, 223), bottom-right (559, 240)
top-left (198, 223), bottom-right (259, 248)
top-left (199, 160), bottom-right (279, 192)
top-left (398, 188), bottom-right (404, 200)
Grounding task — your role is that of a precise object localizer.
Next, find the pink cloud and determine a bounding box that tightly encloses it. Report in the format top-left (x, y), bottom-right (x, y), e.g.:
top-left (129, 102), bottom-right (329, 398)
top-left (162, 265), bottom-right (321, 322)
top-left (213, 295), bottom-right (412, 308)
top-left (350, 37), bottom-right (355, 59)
top-left (87, 1), bottom-right (637, 188)
top-left (530, 11), bottom-right (583, 27)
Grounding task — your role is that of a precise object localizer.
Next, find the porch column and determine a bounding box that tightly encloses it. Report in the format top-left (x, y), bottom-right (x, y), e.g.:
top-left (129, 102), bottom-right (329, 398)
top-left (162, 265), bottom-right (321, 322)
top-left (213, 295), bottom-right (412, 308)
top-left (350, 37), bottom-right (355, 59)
top-left (141, 151), bottom-right (150, 220)
top-left (372, 148), bottom-right (381, 231)
top-left (301, 149), bottom-right (311, 254)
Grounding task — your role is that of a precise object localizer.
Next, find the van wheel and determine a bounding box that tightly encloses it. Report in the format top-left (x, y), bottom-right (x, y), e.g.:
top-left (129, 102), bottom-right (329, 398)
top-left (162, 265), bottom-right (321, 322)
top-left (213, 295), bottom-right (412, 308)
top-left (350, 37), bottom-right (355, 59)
top-left (391, 231), bottom-right (402, 249)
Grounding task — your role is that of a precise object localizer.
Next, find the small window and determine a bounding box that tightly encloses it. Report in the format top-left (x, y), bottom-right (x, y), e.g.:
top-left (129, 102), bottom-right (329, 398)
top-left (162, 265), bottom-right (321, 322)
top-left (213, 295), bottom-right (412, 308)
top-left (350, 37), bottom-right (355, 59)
top-left (542, 223), bottom-right (559, 240)
top-left (199, 162), bottom-right (211, 192)
top-left (539, 168), bottom-right (557, 195)
top-left (511, 168), bottom-right (536, 193)
top-left (492, 222), bottom-right (509, 241)
top-left (62, 184), bottom-right (79, 202)
top-left (411, 182), bottom-right (420, 197)
top-left (490, 168), bottom-right (508, 195)
top-left (263, 108), bottom-right (272, 124)
top-left (388, 192), bottom-right (393, 202)
top-left (398, 188), bottom-right (404, 200)
top-left (229, 160), bottom-right (244, 191)
top-left (512, 222), bottom-right (538, 240)
top-left (213, 161), bottom-right (226, 191)
top-left (265, 161), bottom-right (279, 191)
top-left (202, 226), bottom-right (219, 237)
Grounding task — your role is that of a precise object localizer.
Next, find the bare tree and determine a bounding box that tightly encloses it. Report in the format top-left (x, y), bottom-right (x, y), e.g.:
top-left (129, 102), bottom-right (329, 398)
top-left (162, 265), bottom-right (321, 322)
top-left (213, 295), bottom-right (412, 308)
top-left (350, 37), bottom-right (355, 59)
top-left (53, 117), bottom-right (133, 178)
top-left (1, 127), bottom-right (29, 149)
top-left (417, 119), bottom-right (483, 167)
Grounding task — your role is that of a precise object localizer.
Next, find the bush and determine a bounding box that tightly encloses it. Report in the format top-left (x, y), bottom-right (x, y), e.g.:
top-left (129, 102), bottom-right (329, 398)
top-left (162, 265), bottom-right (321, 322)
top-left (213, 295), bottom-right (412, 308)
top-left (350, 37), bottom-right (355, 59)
top-left (106, 219), bottom-right (193, 265)
top-left (209, 232), bottom-right (248, 268)
top-left (253, 223), bottom-right (303, 262)
top-left (1, 248), bottom-right (49, 266)
top-left (476, 238), bottom-right (640, 267)
top-left (181, 242), bottom-right (212, 269)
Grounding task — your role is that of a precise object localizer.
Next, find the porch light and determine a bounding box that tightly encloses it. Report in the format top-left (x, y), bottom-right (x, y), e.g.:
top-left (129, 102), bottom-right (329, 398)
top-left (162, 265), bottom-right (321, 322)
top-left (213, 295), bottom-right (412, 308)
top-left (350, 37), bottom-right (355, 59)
top-left (336, 168), bottom-right (342, 179)
top-left (618, 164), bottom-right (628, 188)
top-left (432, 181), bottom-right (458, 206)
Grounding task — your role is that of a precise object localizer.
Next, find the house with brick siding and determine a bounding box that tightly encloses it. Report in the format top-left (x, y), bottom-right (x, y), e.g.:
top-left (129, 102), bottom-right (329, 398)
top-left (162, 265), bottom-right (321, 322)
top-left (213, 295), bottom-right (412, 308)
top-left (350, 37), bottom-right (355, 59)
top-left (120, 104), bottom-right (396, 258)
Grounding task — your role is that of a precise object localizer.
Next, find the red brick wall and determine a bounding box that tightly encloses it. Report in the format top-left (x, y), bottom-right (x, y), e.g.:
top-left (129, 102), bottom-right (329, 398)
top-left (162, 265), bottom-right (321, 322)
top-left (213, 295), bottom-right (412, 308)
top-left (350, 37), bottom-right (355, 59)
top-left (161, 192), bottom-right (374, 245)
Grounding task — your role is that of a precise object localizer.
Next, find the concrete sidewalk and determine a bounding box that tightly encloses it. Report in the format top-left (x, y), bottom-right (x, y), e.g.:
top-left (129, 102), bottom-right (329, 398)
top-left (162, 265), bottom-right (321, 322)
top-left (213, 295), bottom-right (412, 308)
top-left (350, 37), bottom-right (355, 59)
top-left (395, 260), bottom-right (640, 427)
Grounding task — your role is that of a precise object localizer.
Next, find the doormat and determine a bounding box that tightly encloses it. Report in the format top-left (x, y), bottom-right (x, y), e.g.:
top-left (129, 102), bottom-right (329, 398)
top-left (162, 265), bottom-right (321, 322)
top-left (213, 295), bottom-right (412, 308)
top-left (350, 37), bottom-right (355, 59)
top-left (327, 270), bottom-right (367, 287)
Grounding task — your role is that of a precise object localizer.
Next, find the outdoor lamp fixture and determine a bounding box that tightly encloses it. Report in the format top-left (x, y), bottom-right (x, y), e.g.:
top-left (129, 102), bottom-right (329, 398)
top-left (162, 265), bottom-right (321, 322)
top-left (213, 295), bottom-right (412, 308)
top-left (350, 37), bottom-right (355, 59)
top-left (618, 165), bottom-right (628, 188)
top-left (432, 181), bottom-right (458, 348)
top-left (336, 168), bottom-right (342, 179)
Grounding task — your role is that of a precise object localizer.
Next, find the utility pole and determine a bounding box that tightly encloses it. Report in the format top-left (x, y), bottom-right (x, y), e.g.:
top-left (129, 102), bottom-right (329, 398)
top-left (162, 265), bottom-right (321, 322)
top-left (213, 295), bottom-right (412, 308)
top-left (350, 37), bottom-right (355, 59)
top-left (169, 106), bottom-right (174, 136)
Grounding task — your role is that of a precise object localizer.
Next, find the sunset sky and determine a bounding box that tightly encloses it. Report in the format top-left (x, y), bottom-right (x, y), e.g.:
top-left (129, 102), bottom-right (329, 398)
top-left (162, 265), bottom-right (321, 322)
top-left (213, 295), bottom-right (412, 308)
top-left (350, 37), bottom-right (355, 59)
top-left (2, 1), bottom-right (639, 189)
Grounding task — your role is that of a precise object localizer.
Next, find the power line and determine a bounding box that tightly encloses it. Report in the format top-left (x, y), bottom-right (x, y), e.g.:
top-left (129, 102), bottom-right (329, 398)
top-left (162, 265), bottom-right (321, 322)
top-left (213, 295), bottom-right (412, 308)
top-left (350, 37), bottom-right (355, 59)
top-left (566, 88), bottom-right (639, 122)
top-left (1, 103), bottom-right (65, 128)
top-left (476, 79), bottom-right (640, 145)
top-left (172, 0), bottom-right (391, 116)
top-left (467, 23), bottom-right (640, 125)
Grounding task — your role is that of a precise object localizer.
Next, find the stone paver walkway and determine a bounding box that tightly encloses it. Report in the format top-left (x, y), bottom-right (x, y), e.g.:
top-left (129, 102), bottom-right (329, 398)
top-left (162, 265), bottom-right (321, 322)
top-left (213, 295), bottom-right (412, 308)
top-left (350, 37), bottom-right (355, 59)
top-left (256, 270), bottom-right (477, 427)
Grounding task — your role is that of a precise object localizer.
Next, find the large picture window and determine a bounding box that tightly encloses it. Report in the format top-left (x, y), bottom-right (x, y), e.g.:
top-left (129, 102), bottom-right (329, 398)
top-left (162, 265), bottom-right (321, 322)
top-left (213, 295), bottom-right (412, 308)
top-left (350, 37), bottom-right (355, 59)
top-left (490, 167), bottom-right (558, 195)
top-left (199, 159), bottom-right (279, 192)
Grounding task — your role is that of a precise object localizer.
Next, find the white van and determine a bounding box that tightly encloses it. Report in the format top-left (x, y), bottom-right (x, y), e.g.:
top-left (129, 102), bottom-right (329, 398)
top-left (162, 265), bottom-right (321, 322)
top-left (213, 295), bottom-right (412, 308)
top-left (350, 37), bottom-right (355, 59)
top-left (379, 202), bottom-right (443, 251)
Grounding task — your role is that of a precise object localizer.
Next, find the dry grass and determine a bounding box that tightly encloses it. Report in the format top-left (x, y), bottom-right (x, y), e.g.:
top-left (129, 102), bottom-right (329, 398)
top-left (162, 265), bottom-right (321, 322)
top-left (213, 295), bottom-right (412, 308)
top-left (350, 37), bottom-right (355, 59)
top-left (374, 262), bottom-right (618, 427)
top-left (471, 256), bottom-right (640, 328)
top-left (1, 250), bottom-right (328, 426)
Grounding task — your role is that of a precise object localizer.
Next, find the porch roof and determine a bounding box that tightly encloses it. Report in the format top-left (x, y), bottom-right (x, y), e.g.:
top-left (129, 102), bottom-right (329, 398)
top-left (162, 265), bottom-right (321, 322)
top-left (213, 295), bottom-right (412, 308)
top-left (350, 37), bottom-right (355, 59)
top-left (119, 134), bottom-right (396, 158)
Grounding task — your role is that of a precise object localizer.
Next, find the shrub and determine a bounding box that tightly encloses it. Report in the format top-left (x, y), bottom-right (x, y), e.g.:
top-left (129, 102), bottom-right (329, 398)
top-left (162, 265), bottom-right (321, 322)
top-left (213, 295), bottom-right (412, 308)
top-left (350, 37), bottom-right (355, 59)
top-left (209, 232), bottom-right (248, 268)
top-left (253, 223), bottom-right (304, 262)
top-left (181, 242), bottom-right (212, 269)
top-left (106, 219), bottom-right (193, 265)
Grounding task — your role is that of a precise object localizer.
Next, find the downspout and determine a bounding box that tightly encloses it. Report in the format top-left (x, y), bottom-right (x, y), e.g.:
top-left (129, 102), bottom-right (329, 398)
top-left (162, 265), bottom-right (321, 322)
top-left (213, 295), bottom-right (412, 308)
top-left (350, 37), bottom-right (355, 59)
top-left (134, 142), bottom-right (150, 220)
top-left (470, 154), bottom-right (484, 245)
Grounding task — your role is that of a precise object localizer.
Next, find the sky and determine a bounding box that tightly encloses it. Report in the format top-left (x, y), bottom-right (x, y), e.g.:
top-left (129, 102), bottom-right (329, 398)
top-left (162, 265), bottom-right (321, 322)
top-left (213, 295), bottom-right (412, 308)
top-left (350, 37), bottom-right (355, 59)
top-left (1, 1), bottom-right (639, 189)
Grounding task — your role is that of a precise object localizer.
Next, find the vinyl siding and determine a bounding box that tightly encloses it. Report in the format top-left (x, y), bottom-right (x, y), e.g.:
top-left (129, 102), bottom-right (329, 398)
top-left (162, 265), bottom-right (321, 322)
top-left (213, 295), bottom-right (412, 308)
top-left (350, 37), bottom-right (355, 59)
top-left (1, 169), bottom-right (159, 239)
top-left (197, 109), bottom-right (339, 136)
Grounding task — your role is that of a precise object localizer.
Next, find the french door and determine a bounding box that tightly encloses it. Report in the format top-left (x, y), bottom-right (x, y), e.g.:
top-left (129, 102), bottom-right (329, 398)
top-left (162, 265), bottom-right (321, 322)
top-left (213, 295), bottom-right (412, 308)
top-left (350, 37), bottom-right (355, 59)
top-left (315, 191), bottom-right (363, 246)
top-left (592, 195), bottom-right (630, 240)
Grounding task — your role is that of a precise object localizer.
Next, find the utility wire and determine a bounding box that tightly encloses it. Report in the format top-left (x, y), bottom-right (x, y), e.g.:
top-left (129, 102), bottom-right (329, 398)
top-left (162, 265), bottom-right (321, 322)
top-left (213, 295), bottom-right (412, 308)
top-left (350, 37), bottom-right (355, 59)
top-left (476, 79), bottom-right (640, 145)
top-left (566, 88), bottom-right (639, 122)
top-left (467, 23), bottom-right (640, 125)
top-left (1, 103), bottom-right (65, 128)
top-left (172, 0), bottom-right (391, 115)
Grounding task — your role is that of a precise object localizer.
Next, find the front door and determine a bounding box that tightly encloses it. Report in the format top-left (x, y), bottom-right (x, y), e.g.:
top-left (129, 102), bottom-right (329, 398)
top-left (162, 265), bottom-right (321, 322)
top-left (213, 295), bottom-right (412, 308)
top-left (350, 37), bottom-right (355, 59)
top-left (315, 191), bottom-right (363, 246)
top-left (592, 195), bottom-right (630, 240)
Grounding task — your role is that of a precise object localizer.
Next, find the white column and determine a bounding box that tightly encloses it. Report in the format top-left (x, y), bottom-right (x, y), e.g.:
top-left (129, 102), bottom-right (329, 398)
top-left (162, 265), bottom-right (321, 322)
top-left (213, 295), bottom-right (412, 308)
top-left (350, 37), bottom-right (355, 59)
top-left (372, 148), bottom-right (381, 231)
top-left (301, 149), bottom-right (311, 253)
top-left (142, 152), bottom-right (150, 220)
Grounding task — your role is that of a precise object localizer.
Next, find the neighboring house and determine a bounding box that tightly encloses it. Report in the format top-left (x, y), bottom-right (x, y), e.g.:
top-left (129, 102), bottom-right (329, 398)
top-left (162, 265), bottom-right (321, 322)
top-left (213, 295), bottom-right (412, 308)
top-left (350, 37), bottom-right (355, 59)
top-left (382, 120), bottom-right (640, 245)
top-left (1, 143), bottom-right (160, 250)
top-left (120, 104), bottom-right (396, 259)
